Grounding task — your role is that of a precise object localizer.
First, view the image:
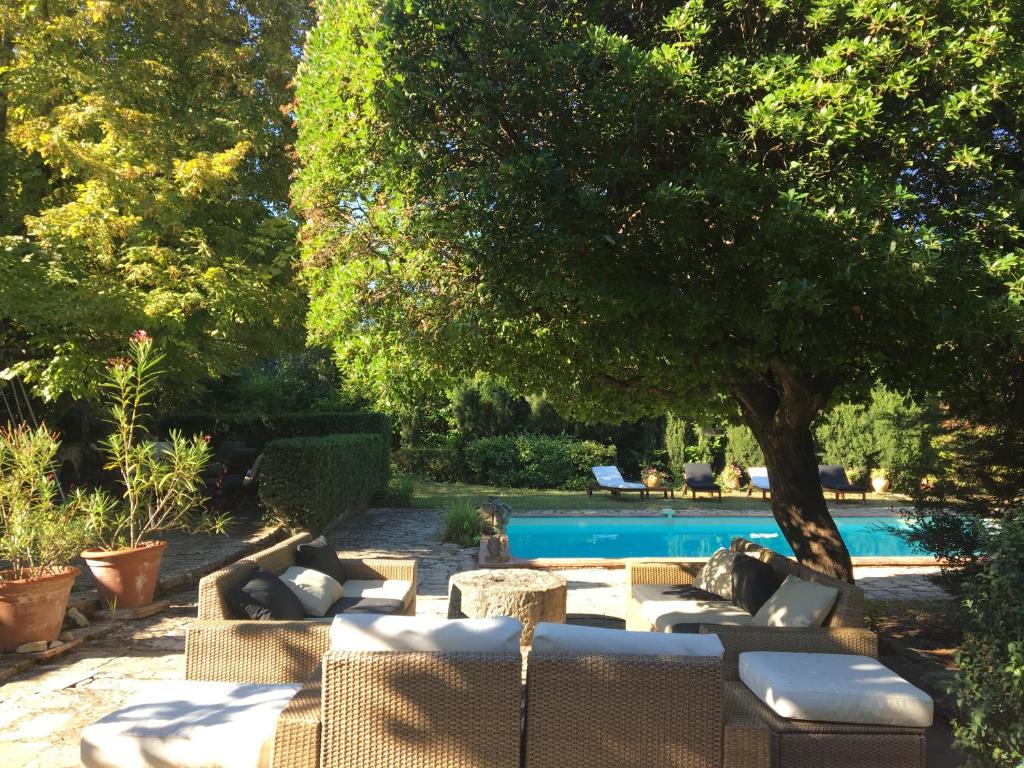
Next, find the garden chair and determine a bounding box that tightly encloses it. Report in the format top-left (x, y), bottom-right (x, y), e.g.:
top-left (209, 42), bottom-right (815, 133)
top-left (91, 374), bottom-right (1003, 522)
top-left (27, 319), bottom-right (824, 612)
top-left (683, 462), bottom-right (722, 499)
top-left (524, 622), bottom-right (725, 768)
top-left (587, 465), bottom-right (648, 499)
top-left (746, 466), bottom-right (770, 499)
top-left (818, 464), bottom-right (867, 501)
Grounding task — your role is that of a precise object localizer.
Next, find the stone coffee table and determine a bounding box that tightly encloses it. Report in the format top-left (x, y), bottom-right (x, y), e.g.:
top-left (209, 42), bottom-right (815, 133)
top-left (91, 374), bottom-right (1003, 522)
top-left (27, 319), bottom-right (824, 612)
top-left (447, 568), bottom-right (567, 645)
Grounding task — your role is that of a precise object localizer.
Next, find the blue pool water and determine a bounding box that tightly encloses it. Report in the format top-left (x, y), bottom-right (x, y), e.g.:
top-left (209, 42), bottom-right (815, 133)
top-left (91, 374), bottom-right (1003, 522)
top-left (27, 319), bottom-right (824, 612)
top-left (506, 515), bottom-right (916, 559)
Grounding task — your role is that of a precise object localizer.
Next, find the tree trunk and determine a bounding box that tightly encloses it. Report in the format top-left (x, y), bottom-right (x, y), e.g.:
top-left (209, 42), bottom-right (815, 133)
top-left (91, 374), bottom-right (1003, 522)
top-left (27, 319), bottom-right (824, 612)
top-left (734, 363), bottom-right (854, 583)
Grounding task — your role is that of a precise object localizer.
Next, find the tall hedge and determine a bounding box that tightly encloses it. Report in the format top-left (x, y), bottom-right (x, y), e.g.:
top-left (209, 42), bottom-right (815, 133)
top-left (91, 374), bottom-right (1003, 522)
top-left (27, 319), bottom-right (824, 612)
top-left (464, 434), bottom-right (615, 490)
top-left (259, 433), bottom-right (390, 532)
top-left (158, 411), bottom-right (391, 450)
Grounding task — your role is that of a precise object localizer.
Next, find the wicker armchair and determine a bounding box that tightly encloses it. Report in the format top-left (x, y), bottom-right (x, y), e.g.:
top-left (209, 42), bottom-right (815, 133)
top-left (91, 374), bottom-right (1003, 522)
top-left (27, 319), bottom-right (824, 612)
top-left (625, 537), bottom-right (865, 632)
top-left (197, 531), bottom-right (418, 620)
top-left (524, 651), bottom-right (725, 768)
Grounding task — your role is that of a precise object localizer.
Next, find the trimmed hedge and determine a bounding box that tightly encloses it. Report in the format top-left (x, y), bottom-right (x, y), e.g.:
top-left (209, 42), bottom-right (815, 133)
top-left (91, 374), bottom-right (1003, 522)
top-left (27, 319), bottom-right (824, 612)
top-left (259, 433), bottom-right (390, 532)
top-left (464, 433), bottom-right (615, 490)
top-left (158, 411), bottom-right (391, 451)
top-left (394, 442), bottom-right (465, 482)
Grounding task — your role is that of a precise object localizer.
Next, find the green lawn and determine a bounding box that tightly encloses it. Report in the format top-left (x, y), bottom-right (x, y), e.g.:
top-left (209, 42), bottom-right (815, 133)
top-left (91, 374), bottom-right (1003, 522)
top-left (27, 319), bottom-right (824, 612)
top-left (412, 480), bottom-right (910, 513)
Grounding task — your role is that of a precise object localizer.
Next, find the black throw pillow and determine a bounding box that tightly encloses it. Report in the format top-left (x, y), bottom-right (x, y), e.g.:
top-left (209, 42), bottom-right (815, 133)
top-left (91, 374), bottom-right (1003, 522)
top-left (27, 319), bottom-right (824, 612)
top-left (731, 554), bottom-right (782, 615)
top-left (226, 568), bottom-right (305, 620)
top-left (295, 535), bottom-right (346, 584)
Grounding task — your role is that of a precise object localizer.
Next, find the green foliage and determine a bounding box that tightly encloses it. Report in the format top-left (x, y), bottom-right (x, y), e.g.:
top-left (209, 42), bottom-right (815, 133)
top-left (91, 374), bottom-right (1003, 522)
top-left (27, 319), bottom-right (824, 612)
top-left (464, 434), bottom-right (615, 490)
top-left (159, 411), bottom-right (392, 451)
top-left (814, 386), bottom-right (933, 491)
top-left (724, 424), bottom-right (764, 468)
top-left (894, 510), bottom-right (990, 576)
top-left (951, 517), bottom-right (1024, 767)
top-left (92, 333), bottom-right (222, 549)
top-left (0, 424), bottom-right (108, 579)
top-left (373, 468), bottom-right (416, 508)
top-left (439, 501), bottom-right (484, 547)
top-left (394, 439), bottom-right (465, 482)
top-left (450, 375), bottom-right (531, 440)
top-left (0, 1), bottom-right (314, 402)
top-left (664, 413), bottom-right (688, 482)
top-left (295, 0), bottom-right (1021, 427)
top-left (260, 433), bottom-right (390, 532)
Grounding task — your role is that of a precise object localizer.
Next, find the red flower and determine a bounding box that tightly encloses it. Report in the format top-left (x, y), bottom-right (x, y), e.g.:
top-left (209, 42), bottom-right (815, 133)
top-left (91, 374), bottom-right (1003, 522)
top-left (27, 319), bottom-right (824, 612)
top-left (131, 329), bottom-right (151, 343)
top-left (201, 434), bottom-right (212, 445)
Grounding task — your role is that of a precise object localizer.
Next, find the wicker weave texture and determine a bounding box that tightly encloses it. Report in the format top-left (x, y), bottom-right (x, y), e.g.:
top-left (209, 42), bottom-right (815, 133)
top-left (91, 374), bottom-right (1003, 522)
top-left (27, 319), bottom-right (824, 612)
top-left (704, 625), bottom-right (879, 681)
top-left (185, 620), bottom-right (331, 684)
top-left (524, 653), bottom-right (723, 768)
top-left (272, 675), bottom-right (323, 768)
top-left (320, 651), bottom-right (522, 768)
top-left (626, 560), bottom-right (701, 586)
top-left (724, 682), bottom-right (926, 768)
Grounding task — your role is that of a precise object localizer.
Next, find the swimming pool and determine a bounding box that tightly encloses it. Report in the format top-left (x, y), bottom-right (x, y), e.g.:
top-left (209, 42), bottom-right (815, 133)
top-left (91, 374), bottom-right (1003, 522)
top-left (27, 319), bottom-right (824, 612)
top-left (505, 515), bottom-right (917, 559)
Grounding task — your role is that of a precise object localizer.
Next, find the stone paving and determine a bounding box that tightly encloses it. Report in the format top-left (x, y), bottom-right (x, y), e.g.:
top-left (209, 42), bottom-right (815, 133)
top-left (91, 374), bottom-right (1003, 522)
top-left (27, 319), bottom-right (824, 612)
top-left (0, 507), bottom-right (955, 768)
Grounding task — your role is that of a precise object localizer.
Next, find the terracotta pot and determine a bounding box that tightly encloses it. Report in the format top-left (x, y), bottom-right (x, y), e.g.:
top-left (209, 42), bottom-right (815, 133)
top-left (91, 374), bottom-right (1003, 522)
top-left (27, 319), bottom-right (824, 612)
top-left (81, 540), bottom-right (167, 610)
top-left (872, 476), bottom-right (891, 494)
top-left (0, 566), bottom-right (80, 652)
top-left (644, 473), bottom-right (663, 489)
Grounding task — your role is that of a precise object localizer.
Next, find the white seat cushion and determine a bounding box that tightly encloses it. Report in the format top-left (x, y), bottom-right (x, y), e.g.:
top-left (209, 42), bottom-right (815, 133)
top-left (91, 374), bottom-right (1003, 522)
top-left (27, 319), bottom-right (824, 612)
top-left (341, 579), bottom-right (412, 602)
top-left (330, 614), bottom-right (522, 652)
top-left (633, 584), bottom-right (755, 631)
top-left (532, 622), bottom-right (724, 657)
top-left (80, 681), bottom-right (301, 768)
top-left (752, 575), bottom-right (839, 627)
top-left (279, 566), bottom-right (346, 617)
top-left (740, 652), bottom-right (934, 728)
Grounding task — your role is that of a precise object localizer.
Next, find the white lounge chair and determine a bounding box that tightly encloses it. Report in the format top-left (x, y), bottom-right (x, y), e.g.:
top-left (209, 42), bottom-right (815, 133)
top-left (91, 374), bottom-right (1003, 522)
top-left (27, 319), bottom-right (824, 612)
top-left (747, 466), bottom-right (771, 499)
top-left (588, 466), bottom-right (648, 499)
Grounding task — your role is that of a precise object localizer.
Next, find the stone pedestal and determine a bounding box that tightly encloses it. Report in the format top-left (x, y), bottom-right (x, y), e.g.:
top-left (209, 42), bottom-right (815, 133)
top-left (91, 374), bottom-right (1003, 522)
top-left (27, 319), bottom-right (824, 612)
top-left (448, 569), bottom-right (567, 645)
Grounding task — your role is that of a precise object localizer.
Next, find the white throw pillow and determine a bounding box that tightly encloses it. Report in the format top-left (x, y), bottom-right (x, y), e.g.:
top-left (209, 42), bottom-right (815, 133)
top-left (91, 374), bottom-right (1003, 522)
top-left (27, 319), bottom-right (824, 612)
top-left (752, 575), bottom-right (839, 627)
top-left (692, 548), bottom-right (740, 600)
top-left (330, 614), bottom-right (522, 652)
top-left (531, 622), bottom-right (724, 657)
top-left (279, 566), bottom-right (345, 618)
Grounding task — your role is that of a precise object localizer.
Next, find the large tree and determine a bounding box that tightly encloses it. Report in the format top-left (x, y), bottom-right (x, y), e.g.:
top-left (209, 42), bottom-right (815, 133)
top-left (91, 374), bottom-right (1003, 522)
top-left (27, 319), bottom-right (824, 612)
top-left (0, 0), bottom-right (314, 402)
top-left (295, 0), bottom-right (1024, 579)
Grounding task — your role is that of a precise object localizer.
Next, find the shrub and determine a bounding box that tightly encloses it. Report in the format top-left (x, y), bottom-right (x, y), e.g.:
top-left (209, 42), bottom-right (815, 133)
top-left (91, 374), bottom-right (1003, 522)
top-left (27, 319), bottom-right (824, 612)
top-left (894, 509), bottom-right (990, 577)
top-left (724, 423), bottom-right (764, 467)
top-left (464, 433), bottom-right (615, 489)
top-left (449, 375), bottom-right (530, 440)
top-left (951, 516), bottom-right (1024, 767)
top-left (440, 501), bottom-right (484, 547)
top-left (664, 412), bottom-right (689, 482)
top-left (373, 470), bottom-right (416, 508)
top-left (394, 438), bottom-right (465, 482)
top-left (815, 402), bottom-right (874, 478)
top-left (259, 433), bottom-right (389, 532)
top-left (159, 411), bottom-right (391, 451)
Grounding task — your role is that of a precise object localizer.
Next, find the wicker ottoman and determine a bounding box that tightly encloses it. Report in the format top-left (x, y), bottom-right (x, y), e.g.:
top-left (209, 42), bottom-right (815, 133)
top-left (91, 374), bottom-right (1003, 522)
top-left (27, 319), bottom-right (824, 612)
top-left (723, 652), bottom-right (932, 768)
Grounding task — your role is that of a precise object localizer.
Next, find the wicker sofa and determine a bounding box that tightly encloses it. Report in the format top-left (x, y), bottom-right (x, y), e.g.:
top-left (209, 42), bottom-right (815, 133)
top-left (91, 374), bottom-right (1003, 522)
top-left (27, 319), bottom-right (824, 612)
top-left (197, 531), bottom-right (418, 621)
top-left (625, 537), bottom-right (865, 632)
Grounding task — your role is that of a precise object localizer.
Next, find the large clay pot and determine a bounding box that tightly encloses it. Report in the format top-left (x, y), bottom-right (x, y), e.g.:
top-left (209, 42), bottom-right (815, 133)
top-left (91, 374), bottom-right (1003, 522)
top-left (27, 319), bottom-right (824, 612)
top-left (0, 566), bottom-right (80, 652)
top-left (644, 472), bottom-right (663, 489)
top-left (872, 475), bottom-right (891, 494)
top-left (81, 540), bottom-right (167, 610)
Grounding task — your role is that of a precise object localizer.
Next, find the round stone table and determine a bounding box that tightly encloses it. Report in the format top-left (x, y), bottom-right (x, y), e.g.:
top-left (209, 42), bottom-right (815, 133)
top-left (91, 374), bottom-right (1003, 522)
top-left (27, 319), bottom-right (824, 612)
top-left (447, 569), bottom-right (567, 645)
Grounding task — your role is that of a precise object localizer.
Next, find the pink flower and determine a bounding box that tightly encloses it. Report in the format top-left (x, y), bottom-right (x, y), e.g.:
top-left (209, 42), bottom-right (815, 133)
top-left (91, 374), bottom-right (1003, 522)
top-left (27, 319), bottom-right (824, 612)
top-left (201, 434), bottom-right (212, 445)
top-left (107, 356), bottom-right (130, 370)
top-left (132, 330), bottom-right (151, 343)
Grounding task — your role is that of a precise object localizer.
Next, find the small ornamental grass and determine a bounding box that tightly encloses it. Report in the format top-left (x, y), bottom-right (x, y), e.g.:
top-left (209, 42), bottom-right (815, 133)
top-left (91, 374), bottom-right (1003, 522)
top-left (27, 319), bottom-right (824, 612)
top-left (440, 501), bottom-right (484, 547)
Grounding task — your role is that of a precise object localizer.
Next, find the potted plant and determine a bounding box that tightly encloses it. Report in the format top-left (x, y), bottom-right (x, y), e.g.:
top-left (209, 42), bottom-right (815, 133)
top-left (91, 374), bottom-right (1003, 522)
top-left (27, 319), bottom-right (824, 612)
top-left (718, 463), bottom-right (743, 492)
top-left (871, 468), bottom-right (891, 494)
top-left (81, 332), bottom-right (226, 610)
top-left (0, 425), bottom-right (110, 652)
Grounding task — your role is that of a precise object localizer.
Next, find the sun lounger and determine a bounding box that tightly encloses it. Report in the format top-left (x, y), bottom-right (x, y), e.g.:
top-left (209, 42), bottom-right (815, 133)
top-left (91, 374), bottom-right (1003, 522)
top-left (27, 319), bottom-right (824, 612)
top-left (587, 465), bottom-right (648, 499)
top-left (746, 466), bottom-right (770, 499)
top-left (684, 463), bottom-right (722, 499)
top-left (818, 464), bottom-right (867, 501)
